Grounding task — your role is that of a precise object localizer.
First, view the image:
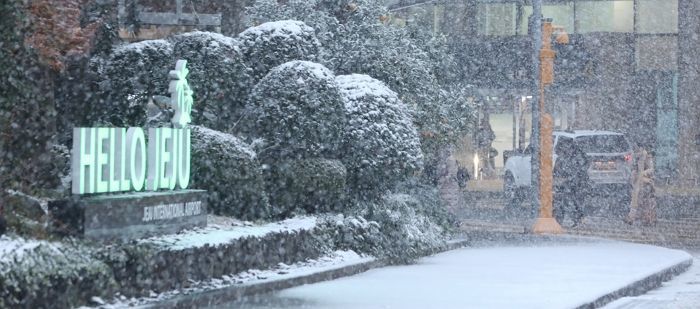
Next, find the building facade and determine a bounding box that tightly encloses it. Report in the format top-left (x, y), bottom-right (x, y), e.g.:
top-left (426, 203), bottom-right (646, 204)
top-left (388, 0), bottom-right (698, 182)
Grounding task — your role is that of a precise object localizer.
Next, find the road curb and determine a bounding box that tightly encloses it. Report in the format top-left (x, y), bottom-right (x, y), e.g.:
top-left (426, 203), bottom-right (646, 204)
top-left (144, 239), bottom-right (471, 308)
top-left (145, 258), bottom-right (385, 309)
top-left (576, 257), bottom-right (693, 309)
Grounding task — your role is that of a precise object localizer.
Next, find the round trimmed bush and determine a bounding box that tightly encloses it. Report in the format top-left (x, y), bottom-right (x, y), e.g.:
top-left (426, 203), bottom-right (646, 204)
top-left (248, 60), bottom-right (346, 160)
top-left (169, 32), bottom-right (253, 132)
top-left (265, 158), bottom-right (347, 218)
top-left (94, 39), bottom-right (173, 127)
top-left (335, 74), bottom-right (423, 199)
top-left (238, 20), bottom-right (321, 81)
top-left (190, 126), bottom-right (271, 220)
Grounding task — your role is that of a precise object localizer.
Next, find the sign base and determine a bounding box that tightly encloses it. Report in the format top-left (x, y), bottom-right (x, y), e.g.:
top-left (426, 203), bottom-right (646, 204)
top-left (49, 190), bottom-right (207, 241)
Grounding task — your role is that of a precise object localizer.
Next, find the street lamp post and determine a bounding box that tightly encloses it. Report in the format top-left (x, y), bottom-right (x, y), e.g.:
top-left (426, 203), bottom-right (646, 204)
top-left (531, 1), bottom-right (564, 234)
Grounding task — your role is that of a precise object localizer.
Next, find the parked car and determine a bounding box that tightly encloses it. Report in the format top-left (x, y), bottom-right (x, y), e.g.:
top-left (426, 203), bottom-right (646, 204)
top-left (503, 130), bottom-right (634, 215)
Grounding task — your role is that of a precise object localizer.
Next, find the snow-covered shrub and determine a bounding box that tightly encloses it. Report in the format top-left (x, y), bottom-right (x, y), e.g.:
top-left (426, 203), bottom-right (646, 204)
top-left (395, 179), bottom-right (458, 232)
top-left (238, 20), bottom-right (321, 81)
top-left (169, 32), bottom-right (253, 132)
top-left (190, 126), bottom-right (271, 220)
top-left (265, 159), bottom-right (347, 218)
top-left (92, 39), bottom-right (173, 126)
top-left (246, 1), bottom-right (477, 184)
top-left (344, 193), bottom-right (449, 263)
top-left (0, 236), bottom-right (118, 308)
top-left (336, 74), bottom-right (423, 199)
top-left (321, 214), bottom-right (384, 257)
top-left (248, 60), bottom-right (346, 160)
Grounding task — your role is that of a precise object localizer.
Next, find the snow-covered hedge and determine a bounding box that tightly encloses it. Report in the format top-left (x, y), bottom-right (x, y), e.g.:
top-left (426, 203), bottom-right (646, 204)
top-left (336, 74), bottom-right (424, 199)
top-left (169, 32), bottom-right (253, 131)
top-left (248, 60), bottom-right (346, 160)
top-left (238, 20), bottom-right (321, 81)
top-left (95, 218), bottom-right (330, 296)
top-left (347, 193), bottom-right (449, 263)
top-left (190, 126), bottom-right (271, 220)
top-left (0, 236), bottom-right (117, 308)
top-left (93, 39), bottom-right (174, 126)
top-left (265, 159), bottom-right (347, 218)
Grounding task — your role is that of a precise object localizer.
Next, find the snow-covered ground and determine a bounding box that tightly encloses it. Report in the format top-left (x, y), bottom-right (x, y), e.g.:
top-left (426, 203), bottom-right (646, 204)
top-left (227, 239), bottom-right (691, 309)
top-left (139, 215), bottom-right (317, 250)
top-left (603, 250), bottom-right (700, 309)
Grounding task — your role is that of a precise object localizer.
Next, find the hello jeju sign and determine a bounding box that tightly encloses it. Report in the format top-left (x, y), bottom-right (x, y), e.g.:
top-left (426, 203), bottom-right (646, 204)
top-left (50, 60), bottom-right (207, 241)
top-left (72, 60), bottom-right (193, 194)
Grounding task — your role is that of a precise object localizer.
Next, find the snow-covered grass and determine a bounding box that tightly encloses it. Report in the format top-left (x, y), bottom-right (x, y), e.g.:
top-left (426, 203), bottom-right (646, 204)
top-left (139, 216), bottom-right (317, 250)
top-left (227, 240), bottom-right (691, 309)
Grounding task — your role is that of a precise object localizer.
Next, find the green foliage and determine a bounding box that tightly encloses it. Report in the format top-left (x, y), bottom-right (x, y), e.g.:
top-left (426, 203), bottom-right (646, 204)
top-left (0, 237), bottom-right (118, 308)
top-left (335, 74), bottom-right (423, 199)
top-left (265, 159), bottom-right (347, 218)
top-left (92, 39), bottom-right (174, 127)
top-left (190, 126), bottom-right (271, 220)
top-left (0, 0), bottom-right (58, 194)
top-left (246, 0), bottom-right (476, 183)
top-left (169, 32), bottom-right (253, 132)
top-left (331, 190), bottom-right (450, 264)
top-left (248, 60), bottom-right (346, 160)
top-left (237, 20), bottom-right (321, 81)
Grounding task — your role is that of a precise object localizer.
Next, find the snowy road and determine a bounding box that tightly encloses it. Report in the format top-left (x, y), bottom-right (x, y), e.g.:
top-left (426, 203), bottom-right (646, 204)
top-left (220, 240), bottom-right (690, 309)
top-left (603, 250), bottom-right (700, 309)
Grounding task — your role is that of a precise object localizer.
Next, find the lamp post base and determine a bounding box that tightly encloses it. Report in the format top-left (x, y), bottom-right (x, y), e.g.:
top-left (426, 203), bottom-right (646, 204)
top-left (532, 217), bottom-right (564, 234)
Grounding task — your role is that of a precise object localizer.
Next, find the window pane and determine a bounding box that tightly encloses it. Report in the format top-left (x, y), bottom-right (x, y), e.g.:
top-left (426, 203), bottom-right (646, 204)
top-left (543, 3), bottom-right (574, 34)
top-left (575, 135), bottom-right (631, 153)
top-left (478, 3), bottom-right (516, 36)
top-left (577, 1), bottom-right (633, 33)
top-left (638, 0), bottom-right (678, 34)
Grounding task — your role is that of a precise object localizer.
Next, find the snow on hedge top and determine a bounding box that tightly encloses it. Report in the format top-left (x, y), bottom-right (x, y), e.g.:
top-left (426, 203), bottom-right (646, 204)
top-left (249, 60), bottom-right (345, 159)
top-left (239, 20), bottom-right (315, 41)
top-left (273, 60), bottom-right (334, 81)
top-left (335, 74), bottom-right (400, 103)
top-left (112, 39), bottom-right (173, 57)
top-left (191, 125), bottom-right (256, 159)
top-left (172, 31), bottom-right (238, 50)
top-left (140, 216), bottom-right (317, 250)
top-left (238, 20), bottom-right (321, 81)
top-left (0, 235), bottom-right (61, 264)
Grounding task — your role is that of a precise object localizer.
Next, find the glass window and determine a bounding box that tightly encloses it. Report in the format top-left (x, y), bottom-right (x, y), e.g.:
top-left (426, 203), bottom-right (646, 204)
top-left (637, 0), bottom-right (678, 34)
top-left (516, 3), bottom-right (574, 36)
top-left (477, 3), bottom-right (517, 36)
top-left (575, 135), bottom-right (631, 153)
top-left (544, 3), bottom-right (574, 34)
top-left (576, 1), bottom-right (633, 33)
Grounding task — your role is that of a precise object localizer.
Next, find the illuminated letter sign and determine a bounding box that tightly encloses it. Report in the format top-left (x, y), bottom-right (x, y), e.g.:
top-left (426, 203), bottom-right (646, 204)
top-left (71, 60), bottom-right (194, 195)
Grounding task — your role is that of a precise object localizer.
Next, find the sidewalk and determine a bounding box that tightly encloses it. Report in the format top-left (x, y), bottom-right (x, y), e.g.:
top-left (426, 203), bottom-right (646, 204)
top-left (222, 238), bottom-right (692, 309)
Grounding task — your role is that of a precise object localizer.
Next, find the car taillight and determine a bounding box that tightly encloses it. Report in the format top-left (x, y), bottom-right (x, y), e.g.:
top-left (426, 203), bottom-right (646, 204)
top-left (624, 153), bottom-right (632, 163)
